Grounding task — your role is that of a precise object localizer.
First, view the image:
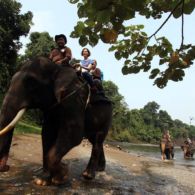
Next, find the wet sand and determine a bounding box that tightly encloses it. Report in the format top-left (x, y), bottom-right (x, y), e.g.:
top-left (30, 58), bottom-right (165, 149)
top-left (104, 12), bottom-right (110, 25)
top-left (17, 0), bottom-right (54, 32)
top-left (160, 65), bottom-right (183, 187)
top-left (0, 134), bottom-right (195, 195)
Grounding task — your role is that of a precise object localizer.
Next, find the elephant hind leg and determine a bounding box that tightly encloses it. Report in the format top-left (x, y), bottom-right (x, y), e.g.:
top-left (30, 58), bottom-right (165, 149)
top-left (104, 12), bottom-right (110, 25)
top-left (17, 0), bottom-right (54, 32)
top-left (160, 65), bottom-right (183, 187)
top-left (82, 148), bottom-right (96, 180)
top-left (82, 143), bottom-right (104, 179)
top-left (82, 170), bottom-right (94, 180)
top-left (96, 145), bottom-right (106, 171)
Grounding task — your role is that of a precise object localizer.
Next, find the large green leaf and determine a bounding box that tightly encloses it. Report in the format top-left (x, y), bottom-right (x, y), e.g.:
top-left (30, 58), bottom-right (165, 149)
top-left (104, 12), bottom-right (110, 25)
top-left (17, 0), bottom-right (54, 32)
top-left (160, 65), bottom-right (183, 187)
top-left (68, 0), bottom-right (79, 4)
top-left (79, 35), bottom-right (88, 46)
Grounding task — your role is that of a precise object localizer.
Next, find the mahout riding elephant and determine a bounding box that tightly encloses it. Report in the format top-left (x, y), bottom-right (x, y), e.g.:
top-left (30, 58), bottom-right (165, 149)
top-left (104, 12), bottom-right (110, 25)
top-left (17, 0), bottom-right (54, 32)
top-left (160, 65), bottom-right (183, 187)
top-left (181, 141), bottom-right (195, 159)
top-left (160, 141), bottom-right (174, 160)
top-left (0, 56), bottom-right (112, 185)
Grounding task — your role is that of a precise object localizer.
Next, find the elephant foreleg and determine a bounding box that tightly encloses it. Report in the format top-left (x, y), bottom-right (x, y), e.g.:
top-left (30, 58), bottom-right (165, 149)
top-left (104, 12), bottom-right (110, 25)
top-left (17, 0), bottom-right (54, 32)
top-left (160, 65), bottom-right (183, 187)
top-left (41, 119), bottom-right (58, 172)
top-left (47, 145), bottom-right (70, 184)
top-left (35, 144), bottom-right (70, 186)
top-left (0, 154), bottom-right (9, 172)
top-left (0, 131), bottom-right (13, 172)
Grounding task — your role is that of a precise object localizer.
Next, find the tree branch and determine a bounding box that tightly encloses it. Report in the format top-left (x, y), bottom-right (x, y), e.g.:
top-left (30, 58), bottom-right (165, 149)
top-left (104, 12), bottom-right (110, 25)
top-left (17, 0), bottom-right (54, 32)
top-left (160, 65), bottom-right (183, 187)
top-left (148, 0), bottom-right (183, 40)
top-left (180, 0), bottom-right (185, 50)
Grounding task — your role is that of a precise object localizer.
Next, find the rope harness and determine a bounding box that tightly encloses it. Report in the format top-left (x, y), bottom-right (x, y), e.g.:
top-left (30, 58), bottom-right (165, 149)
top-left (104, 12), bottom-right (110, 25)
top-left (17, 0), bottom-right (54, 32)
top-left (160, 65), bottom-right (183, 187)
top-left (48, 81), bottom-right (90, 110)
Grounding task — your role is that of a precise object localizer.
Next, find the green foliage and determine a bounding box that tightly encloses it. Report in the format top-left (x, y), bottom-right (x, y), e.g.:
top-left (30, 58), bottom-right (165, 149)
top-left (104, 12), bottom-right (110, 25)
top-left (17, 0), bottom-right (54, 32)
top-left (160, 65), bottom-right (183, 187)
top-left (15, 121), bottom-right (41, 135)
top-left (69, 0), bottom-right (195, 88)
top-left (116, 129), bottom-right (132, 142)
top-left (103, 80), bottom-right (129, 138)
top-left (17, 32), bottom-right (55, 71)
top-left (103, 80), bottom-right (195, 143)
top-left (0, 0), bottom-right (32, 92)
top-left (22, 109), bottom-right (43, 126)
top-left (22, 32), bottom-right (55, 60)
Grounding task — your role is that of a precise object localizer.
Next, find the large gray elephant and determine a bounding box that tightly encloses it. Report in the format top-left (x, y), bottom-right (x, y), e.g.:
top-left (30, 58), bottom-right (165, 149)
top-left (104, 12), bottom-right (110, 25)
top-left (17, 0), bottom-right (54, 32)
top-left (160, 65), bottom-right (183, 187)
top-left (0, 56), bottom-right (112, 185)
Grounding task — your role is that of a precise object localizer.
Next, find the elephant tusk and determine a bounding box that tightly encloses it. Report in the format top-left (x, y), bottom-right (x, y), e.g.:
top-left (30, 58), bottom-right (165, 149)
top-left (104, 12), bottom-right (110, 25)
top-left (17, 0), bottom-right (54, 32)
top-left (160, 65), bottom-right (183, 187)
top-left (0, 108), bottom-right (26, 136)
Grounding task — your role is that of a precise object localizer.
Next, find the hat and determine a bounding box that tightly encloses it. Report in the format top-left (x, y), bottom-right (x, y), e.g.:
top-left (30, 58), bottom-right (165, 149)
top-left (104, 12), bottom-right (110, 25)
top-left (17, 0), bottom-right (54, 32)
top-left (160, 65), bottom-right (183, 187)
top-left (55, 34), bottom-right (67, 44)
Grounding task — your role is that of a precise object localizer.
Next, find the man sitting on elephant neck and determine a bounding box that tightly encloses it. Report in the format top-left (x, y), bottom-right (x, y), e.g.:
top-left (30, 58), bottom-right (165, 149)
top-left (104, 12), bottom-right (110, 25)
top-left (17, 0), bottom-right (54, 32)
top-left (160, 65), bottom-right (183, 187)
top-left (49, 34), bottom-right (72, 66)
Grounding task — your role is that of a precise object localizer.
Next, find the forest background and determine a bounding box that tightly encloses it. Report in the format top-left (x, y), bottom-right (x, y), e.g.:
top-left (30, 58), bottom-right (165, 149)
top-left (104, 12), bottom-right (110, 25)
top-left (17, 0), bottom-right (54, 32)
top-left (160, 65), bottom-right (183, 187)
top-left (0, 0), bottom-right (195, 144)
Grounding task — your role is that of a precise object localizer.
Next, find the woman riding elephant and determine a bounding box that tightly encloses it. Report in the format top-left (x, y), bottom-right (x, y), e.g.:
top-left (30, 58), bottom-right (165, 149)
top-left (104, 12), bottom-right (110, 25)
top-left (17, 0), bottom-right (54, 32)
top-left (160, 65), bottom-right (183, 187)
top-left (0, 56), bottom-right (112, 185)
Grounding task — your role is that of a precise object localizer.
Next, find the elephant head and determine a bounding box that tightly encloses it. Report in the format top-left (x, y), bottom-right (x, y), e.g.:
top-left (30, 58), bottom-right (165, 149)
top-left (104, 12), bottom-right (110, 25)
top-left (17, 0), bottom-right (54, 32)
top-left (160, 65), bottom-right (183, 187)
top-left (0, 56), bottom-right (89, 172)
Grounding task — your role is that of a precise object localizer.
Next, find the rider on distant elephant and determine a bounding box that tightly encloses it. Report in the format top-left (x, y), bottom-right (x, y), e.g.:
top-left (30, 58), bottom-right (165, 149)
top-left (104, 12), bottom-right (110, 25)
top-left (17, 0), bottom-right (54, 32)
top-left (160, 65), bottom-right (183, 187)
top-left (49, 34), bottom-right (72, 66)
top-left (160, 130), bottom-right (174, 160)
top-left (182, 137), bottom-right (194, 159)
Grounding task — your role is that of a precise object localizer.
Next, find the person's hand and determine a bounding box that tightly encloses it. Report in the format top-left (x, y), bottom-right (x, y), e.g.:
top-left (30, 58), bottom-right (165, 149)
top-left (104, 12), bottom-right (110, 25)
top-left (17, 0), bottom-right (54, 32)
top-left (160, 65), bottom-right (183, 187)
top-left (58, 58), bottom-right (68, 64)
top-left (81, 66), bottom-right (90, 71)
top-left (72, 63), bottom-right (80, 68)
top-left (88, 64), bottom-right (93, 70)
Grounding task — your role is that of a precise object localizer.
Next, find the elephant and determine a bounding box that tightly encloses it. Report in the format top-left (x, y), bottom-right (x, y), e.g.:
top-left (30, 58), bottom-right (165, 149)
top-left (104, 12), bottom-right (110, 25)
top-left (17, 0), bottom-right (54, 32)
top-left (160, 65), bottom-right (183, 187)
top-left (0, 56), bottom-right (112, 185)
top-left (181, 141), bottom-right (195, 159)
top-left (160, 141), bottom-right (174, 160)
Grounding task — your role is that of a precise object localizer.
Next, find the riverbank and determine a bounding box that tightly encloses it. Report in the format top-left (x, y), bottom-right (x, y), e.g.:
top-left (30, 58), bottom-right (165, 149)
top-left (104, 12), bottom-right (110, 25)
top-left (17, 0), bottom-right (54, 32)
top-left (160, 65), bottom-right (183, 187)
top-left (0, 134), bottom-right (195, 194)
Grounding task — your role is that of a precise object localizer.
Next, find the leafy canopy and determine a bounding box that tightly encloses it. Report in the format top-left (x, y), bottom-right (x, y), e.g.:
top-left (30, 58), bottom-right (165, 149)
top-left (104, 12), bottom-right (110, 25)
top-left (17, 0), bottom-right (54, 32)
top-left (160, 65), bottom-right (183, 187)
top-left (23, 32), bottom-right (55, 60)
top-left (103, 80), bottom-right (194, 143)
top-left (0, 0), bottom-right (32, 92)
top-left (69, 0), bottom-right (195, 88)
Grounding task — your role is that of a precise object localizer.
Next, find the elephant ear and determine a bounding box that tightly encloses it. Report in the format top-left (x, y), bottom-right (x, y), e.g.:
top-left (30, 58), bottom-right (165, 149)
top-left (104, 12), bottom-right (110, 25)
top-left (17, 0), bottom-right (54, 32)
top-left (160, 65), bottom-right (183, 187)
top-left (54, 66), bottom-right (77, 103)
top-left (55, 87), bottom-right (67, 103)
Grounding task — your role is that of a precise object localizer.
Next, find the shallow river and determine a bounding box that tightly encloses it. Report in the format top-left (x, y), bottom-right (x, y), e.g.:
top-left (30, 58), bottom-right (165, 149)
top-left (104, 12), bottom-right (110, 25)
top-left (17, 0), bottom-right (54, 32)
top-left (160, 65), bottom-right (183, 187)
top-left (110, 142), bottom-right (195, 168)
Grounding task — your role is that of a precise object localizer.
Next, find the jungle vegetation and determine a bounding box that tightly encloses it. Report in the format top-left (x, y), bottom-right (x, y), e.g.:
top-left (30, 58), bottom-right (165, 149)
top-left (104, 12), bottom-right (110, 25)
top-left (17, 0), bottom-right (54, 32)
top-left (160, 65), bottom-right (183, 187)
top-left (0, 0), bottom-right (195, 143)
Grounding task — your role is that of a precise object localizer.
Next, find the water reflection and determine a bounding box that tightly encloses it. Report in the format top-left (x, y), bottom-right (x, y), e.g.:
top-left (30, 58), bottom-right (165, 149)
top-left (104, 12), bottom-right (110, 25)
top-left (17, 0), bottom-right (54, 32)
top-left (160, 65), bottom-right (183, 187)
top-left (109, 142), bottom-right (195, 168)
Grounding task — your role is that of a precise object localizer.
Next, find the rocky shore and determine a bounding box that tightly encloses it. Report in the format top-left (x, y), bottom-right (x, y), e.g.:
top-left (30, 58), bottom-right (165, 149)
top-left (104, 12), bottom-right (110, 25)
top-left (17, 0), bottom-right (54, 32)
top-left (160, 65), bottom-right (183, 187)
top-left (0, 134), bottom-right (195, 194)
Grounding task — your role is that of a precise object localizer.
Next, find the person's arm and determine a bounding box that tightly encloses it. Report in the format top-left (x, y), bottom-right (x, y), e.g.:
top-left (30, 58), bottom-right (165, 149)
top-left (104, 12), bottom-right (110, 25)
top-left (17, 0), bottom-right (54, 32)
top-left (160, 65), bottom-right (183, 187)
top-left (81, 66), bottom-right (90, 71)
top-left (49, 49), bottom-right (54, 60)
top-left (62, 47), bottom-right (72, 63)
top-left (86, 59), bottom-right (96, 71)
top-left (166, 134), bottom-right (171, 140)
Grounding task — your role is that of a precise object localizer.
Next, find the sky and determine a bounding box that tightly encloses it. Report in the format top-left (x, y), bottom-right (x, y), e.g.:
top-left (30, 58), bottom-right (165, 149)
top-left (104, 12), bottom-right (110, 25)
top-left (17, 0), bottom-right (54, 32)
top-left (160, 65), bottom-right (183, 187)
top-left (17, 0), bottom-right (195, 125)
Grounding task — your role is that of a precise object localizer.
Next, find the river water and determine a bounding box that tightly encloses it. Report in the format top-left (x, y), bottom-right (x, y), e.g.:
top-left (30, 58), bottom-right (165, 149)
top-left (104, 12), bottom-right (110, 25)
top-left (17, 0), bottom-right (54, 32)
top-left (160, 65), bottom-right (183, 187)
top-left (110, 142), bottom-right (195, 168)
